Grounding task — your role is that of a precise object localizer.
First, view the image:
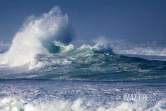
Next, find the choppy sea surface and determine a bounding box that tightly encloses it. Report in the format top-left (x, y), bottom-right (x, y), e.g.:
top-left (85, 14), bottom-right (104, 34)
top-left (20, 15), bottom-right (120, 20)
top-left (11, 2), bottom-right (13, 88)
top-left (0, 6), bottom-right (166, 111)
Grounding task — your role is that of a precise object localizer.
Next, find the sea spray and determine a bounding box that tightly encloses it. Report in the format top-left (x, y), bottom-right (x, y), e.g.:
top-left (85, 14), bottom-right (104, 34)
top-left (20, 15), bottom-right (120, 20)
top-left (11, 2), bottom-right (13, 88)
top-left (0, 6), bottom-right (73, 67)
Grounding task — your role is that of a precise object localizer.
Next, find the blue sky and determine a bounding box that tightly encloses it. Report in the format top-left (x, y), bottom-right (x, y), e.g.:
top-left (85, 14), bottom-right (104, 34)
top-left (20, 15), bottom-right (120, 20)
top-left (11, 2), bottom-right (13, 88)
top-left (0, 0), bottom-right (166, 44)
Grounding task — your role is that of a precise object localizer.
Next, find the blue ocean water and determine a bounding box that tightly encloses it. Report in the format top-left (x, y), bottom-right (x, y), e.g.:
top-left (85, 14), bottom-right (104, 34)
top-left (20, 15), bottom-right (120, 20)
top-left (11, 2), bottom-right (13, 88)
top-left (0, 6), bottom-right (166, 111)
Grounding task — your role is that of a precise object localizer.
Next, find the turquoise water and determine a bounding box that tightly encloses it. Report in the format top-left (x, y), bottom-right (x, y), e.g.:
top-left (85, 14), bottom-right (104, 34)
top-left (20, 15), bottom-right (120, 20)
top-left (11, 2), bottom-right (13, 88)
top-left (0, 45), bottom-right (166, 111)
top-left (1, 46), bottom-right (166, 82)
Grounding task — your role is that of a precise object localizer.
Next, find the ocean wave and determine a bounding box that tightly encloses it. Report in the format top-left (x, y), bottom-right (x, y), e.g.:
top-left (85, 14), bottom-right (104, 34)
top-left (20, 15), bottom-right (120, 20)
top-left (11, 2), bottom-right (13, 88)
top-left (0, 7), bottom-right (166, 81)
top-left (0, 38), bottom-right (166, 81)
top-left (0, 6), bottom-right (73, 67)
top-left (0, 41), bottom-right (166, 81)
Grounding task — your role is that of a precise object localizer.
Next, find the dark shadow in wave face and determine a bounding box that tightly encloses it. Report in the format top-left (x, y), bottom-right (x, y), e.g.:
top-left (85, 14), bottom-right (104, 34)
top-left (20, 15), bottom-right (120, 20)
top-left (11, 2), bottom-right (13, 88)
top-left (42, 26), bottom-right (75, 53)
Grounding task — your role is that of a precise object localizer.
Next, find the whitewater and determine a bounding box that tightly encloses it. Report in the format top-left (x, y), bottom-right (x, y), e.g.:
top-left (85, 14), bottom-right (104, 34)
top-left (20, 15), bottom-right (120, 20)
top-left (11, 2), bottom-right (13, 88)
top-left (0, 6), bottom-right (166, 111)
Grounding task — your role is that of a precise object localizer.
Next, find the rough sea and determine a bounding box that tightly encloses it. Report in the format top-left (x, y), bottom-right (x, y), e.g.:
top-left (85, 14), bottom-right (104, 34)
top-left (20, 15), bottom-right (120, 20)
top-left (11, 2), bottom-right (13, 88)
top-left (0, 6), bottom-right (166, 111)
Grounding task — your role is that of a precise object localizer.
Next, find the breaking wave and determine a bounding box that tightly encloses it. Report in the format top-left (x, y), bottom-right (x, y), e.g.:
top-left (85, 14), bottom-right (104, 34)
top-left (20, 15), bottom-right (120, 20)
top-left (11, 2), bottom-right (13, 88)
top-left (0, 6), bottom-right (166, 82)
top-left (0, 6), bottom-right (166, 111)
top-left (0, 6), bottom-right (73, 67)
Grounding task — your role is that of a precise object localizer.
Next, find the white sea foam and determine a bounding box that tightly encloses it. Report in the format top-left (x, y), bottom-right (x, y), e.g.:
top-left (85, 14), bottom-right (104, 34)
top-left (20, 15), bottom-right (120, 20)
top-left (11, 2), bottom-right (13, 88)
top-left (0, 96), bottom-right (165, 111)
top-left (114, 46), bottom-right (166, 57)
top-left (92, 37), bottom-right (114, 54)
top-left (0, 6), bottom-right (71, 67)
top-left (106, 40), bottom-right (166, 57)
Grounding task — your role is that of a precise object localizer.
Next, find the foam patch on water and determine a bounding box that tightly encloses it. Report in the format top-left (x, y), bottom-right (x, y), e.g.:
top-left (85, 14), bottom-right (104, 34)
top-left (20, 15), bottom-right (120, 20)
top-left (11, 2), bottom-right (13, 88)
top-left (0, 96), bottom-right (165, 111)
top-left (0, 80), bottom-right (165, 111)
top-left (109, 40), bottom-right (166, 58)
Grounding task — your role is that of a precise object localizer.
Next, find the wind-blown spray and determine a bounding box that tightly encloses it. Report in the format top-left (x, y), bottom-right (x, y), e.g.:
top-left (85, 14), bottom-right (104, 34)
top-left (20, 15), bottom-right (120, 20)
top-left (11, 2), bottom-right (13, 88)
top-left (0, 6), bottom-right (73, 67)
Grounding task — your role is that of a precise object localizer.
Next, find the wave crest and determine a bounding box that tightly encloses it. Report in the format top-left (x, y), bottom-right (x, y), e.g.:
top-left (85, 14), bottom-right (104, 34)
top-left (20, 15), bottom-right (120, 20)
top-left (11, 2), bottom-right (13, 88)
top-left (0, 6), bottom-right (73, 67)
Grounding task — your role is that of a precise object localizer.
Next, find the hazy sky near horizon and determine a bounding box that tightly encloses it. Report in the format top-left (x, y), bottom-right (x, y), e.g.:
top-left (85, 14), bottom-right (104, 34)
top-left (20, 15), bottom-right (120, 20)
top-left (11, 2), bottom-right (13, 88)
top-left (0, 0), bottom-right (166, 44)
